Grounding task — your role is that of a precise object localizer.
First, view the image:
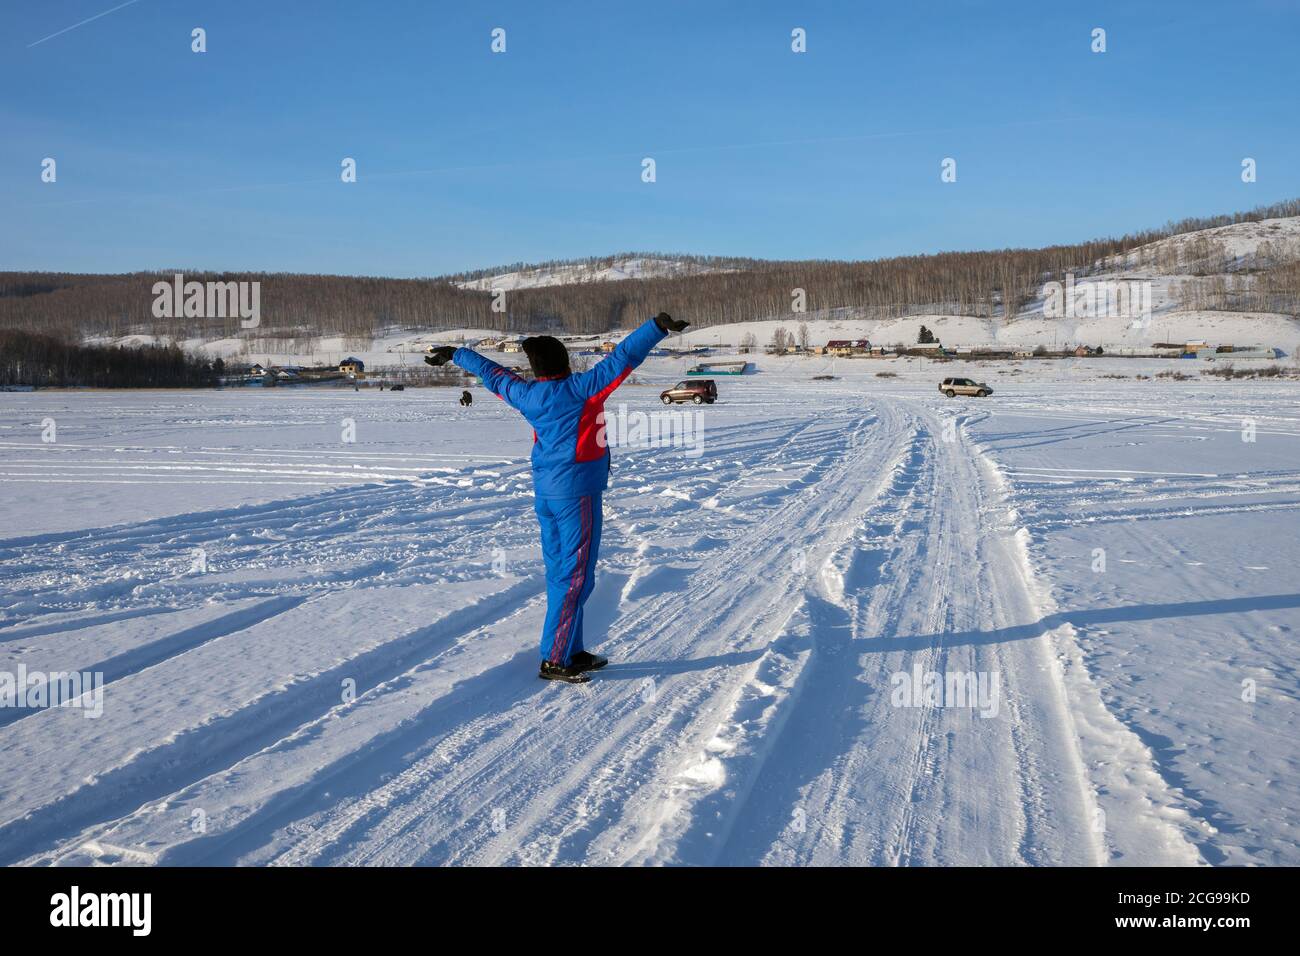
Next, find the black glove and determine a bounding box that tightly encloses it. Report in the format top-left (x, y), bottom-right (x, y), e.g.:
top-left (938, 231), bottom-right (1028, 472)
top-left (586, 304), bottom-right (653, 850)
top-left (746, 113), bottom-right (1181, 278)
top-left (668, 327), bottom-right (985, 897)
top-left (654, 312), bottom-right (689, 333)
top-left (424, 346), bottom-right (456, 367)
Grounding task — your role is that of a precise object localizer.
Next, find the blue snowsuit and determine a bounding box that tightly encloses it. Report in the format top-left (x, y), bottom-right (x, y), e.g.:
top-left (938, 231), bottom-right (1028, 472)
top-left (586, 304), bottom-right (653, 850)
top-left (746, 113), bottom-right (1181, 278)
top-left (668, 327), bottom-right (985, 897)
top-left (452, 319), bottom-right (668, 665)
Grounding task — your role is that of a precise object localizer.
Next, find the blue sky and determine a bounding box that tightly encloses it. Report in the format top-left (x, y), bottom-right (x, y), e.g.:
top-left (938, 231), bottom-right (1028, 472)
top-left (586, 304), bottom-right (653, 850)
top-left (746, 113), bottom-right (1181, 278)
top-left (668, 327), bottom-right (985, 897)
top-left (2, 0), bottom-right (1297, 277)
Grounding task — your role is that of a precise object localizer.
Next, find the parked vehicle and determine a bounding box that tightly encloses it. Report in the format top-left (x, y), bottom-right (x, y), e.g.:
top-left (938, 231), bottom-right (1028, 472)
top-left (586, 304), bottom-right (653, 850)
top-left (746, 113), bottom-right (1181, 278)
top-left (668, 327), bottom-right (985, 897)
top-left (939, 377), bottom-right (992, 398)
top-left (660, 379), bottom-right (717, 405)
top-left (389, 384), bottom-right (405, 392)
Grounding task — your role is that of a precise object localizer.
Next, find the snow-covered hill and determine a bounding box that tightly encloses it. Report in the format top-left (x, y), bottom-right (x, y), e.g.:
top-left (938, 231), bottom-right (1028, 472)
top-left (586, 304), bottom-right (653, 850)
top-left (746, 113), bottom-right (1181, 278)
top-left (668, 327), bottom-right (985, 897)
top-left (453, 256), bottom-right (726, 291)
top-left (1109, 215), bottom-right (1300, 271)
top-left (684, 217), bottom-right (1299, 354)
top-left (87, 218), bottom-right (1300, 368)
top-left (669, 309), bottom-right (1299, 356)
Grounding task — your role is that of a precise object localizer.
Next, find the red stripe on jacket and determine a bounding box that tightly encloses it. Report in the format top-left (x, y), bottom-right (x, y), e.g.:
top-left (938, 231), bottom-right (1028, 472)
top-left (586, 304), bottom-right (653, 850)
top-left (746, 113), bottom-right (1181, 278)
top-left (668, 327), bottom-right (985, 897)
top-left (574, 367), bottom-right (631, 462)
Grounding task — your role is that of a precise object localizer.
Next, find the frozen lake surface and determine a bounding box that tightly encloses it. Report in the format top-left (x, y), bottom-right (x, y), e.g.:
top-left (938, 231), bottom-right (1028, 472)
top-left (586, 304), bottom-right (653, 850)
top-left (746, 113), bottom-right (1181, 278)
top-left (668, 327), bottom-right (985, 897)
top-left (1, 356), bottom-right (1296, 865)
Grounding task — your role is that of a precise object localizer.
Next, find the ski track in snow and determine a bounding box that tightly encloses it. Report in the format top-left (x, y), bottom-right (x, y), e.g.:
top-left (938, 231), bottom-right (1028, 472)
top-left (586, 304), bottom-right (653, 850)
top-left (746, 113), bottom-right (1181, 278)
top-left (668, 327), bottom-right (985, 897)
top-left (1, 375), bottom-right (1295, 867)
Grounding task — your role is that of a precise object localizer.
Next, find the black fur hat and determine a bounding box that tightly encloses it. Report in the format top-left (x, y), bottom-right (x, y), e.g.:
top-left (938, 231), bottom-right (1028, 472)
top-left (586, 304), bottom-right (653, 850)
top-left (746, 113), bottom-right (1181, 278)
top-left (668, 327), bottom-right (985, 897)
top-left (521, 335), bottom-right (570, 378)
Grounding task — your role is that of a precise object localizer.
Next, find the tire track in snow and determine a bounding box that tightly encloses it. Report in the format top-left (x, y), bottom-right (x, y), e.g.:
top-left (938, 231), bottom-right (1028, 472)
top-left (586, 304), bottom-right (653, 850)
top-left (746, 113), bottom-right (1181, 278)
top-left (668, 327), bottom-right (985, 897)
top-left (0, 595), bottom-right (304, 730)
top-left (2, 576), bottom-right (540, 865)
top-left (199, 409), bottom-right (902, 865)
top-left (15, 411), bottom-right (863, 868)
top-left (679, 402), bottom-right (1107, 866)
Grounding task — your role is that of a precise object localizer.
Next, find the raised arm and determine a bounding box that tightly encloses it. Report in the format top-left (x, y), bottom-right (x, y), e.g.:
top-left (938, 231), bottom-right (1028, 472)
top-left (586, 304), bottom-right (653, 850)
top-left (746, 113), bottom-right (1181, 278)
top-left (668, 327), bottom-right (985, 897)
top-left (427, 345), bottom-right (531, 410)
top-left (572, 313), bottom-right (687, 400)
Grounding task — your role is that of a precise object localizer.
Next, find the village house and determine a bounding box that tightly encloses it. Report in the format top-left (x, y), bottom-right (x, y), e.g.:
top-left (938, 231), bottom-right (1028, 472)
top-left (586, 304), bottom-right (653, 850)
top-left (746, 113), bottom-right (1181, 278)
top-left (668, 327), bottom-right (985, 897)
top-left (339, 357), bottom-right (365, 375)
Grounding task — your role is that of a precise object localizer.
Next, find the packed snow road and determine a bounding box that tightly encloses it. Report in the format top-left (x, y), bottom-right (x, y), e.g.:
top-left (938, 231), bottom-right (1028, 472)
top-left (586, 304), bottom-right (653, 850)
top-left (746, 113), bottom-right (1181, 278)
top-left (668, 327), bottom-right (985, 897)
top-left (1, 365), bottom-right (1296, 866)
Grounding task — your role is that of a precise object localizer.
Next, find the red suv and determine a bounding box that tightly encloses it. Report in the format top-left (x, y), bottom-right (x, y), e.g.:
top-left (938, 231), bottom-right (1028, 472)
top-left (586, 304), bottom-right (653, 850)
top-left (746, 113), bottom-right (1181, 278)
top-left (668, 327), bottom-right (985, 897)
top-left (660, 379), bottom-right (717, 405)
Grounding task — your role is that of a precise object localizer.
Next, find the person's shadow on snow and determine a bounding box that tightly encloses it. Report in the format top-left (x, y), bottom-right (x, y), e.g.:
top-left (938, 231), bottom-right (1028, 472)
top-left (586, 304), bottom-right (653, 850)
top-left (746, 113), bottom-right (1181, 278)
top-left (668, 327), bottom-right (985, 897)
top-left (596, 648), bottom-right (764, 679)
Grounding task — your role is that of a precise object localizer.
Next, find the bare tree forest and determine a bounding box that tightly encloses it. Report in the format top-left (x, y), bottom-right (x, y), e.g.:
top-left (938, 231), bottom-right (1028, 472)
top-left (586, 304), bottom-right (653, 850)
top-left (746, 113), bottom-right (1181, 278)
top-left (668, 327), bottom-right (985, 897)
top-left (1173, 264), bottom-right (1300, 315)
top-left (3, 199), bottom-right (1297, 344)
top-left (0, 330), bottom-right (218, 388)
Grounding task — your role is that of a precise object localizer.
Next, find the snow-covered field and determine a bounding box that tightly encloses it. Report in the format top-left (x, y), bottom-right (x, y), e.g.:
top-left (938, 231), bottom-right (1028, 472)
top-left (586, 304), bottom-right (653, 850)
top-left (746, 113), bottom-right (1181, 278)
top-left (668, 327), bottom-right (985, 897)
top-left (1, 356), bottom-right (1297, 866)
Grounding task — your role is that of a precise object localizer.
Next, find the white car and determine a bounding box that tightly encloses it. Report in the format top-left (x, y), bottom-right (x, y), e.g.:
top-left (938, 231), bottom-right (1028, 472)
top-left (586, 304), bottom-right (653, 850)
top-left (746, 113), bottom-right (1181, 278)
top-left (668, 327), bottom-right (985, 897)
top-left (939, 377), bottom-right (993, 398)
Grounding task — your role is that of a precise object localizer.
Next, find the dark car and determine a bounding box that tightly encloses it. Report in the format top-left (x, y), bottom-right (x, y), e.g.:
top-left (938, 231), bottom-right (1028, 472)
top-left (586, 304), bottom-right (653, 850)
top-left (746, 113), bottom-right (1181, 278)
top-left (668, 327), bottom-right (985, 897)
top-left (389, 384), bottom-right (405, 391)
top-left (660, 379), bottom-right (717, 405)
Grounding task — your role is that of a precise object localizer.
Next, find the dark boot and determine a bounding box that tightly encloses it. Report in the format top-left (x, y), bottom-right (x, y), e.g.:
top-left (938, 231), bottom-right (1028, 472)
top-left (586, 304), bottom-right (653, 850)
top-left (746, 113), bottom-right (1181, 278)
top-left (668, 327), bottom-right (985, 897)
top-left (539, 661), bottom-right (591, 684)
top-left (569, 650), bottom-right (608, 673)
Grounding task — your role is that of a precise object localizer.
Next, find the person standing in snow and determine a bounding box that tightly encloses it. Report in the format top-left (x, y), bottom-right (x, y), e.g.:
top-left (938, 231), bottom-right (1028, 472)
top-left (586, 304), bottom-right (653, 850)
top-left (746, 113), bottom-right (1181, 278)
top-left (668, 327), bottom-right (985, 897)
top-left (426, 312), bottom-right (688, 683)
